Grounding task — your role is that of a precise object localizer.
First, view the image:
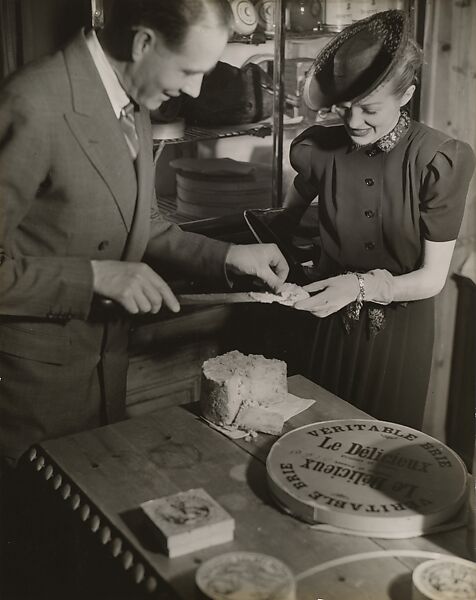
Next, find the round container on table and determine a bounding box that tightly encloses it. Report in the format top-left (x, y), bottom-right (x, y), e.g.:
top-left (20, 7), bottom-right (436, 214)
top-left (411, 557), bottom-right (476, 600)
top-left (195, 551), bottom-right (296, 600)
top-left (266, 419), bottom-right (468, 537)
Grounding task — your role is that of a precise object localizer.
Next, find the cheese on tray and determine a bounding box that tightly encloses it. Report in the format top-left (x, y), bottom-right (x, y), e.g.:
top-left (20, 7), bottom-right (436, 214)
top-left (200, 351), bottom-right (287, 434)
top-left (249, 282), bottom-right (310, 306)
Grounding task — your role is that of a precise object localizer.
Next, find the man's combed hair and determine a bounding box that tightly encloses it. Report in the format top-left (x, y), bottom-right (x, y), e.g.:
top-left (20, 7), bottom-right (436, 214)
top-left (105, 0), bottom-right (232, 51)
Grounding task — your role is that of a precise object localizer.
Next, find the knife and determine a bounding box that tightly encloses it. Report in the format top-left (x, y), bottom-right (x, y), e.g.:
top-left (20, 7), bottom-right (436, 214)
top-left (98, 293), bottom-right (258, 311)
top-left (177, 292), bottom-right (257, 305)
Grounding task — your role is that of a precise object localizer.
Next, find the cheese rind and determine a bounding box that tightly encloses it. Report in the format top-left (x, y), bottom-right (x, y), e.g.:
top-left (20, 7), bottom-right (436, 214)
top-left (200, 351), bottom-right (287, 430)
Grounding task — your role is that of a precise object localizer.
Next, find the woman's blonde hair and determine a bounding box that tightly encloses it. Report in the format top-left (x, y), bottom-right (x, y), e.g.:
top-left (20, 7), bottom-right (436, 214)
top-left (388, 38), bottom-right (424, 97)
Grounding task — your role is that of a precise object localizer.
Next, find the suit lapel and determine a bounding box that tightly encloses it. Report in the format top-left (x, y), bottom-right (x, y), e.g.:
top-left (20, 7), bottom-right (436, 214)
top-left (63, 33), bottom-right (137, 231)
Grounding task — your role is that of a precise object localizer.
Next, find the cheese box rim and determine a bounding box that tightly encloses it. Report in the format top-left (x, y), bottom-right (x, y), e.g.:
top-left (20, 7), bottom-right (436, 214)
top-left (268, 490), bottom-right (468, 538)
top-left (267, 476), bottom-right (466, 535)
top-left (266, 418), bottom-right (467, 534)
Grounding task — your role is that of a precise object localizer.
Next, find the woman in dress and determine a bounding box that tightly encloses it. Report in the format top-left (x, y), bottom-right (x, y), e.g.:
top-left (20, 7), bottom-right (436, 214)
top-left (285, 10), bottom-right (475, 429)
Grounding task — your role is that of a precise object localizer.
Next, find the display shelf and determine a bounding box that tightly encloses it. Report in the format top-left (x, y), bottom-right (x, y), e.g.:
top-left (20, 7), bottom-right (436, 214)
top-left (229, 31), bottom-right (269, 44)
top-left (152, 122), bottom-right (271, 148)
top-left (156, 195), bottom-right (183, 224)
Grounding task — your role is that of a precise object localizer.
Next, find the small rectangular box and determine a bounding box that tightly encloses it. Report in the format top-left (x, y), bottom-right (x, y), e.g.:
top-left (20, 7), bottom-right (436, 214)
top-left (140, 488), bottom-right (235, 558)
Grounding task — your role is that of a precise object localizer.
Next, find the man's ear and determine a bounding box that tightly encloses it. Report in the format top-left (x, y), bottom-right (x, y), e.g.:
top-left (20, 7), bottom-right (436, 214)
top-left (399, 84), bottom-right (416, 107)
top-left (131, 27), bottom-right (156, 61)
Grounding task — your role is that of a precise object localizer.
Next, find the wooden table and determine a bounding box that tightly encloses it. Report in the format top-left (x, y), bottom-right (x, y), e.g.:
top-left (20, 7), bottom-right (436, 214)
top-left (22, 376), bottom-right (470, 600)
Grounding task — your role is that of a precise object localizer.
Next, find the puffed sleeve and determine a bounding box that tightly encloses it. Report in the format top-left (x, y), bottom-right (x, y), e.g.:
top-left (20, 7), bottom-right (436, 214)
top-left (420, 139), bottom-right (475, 241)
top-left (289, 129), bottom-right (320, 202)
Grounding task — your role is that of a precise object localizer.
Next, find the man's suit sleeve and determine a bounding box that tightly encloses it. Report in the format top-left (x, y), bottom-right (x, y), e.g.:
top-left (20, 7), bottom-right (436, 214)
top-left (143, 202), bottom-right (231, 284)
top-left (0, 87), bottom-right (94, 319)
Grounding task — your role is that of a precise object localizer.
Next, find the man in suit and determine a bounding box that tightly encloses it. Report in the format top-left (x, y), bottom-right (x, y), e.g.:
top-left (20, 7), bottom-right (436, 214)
top-left (0, 0), bottom-right (288, 468)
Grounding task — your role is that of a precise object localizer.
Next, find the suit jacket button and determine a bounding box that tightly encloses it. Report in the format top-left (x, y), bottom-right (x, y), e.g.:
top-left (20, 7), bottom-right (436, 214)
top-left (98, 240), bottom-right (109, 251)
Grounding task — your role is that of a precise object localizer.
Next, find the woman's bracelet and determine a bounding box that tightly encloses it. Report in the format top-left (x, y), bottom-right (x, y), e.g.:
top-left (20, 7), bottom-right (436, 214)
top-left (354, 273), bottom-right (366, 314)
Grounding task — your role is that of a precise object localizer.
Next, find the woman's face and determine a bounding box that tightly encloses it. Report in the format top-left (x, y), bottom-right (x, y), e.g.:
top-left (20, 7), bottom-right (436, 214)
top-left (333, 78), bottom-right (415, 146)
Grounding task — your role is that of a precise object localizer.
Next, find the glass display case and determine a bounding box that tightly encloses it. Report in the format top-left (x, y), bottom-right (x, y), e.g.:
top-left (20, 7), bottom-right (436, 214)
top-left (88, 0), bottom-right (419, 224)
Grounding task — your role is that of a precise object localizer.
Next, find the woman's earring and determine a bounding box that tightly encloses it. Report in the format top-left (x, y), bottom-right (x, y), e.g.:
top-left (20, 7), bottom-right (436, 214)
top-left (317, 108), bottom-right (332, 119)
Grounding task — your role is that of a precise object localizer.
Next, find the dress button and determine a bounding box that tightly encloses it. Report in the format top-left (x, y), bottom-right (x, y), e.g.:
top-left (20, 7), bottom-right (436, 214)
top-left (98, 240), bottom-right (109, 251)
top-left (365, 241), bottom-right (376, 250)
top-left (364, 210), bottom-right (375, 218)
top-left (365, 178), bottom-right (375, 186)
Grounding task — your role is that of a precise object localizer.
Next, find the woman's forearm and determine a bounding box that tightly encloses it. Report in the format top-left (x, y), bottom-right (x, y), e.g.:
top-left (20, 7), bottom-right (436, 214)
top-left (362, 240), bottom-right (456, 304)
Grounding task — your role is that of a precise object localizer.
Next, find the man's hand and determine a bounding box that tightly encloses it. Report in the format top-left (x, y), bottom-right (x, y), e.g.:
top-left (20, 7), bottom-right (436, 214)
top-left (225, 244), bottom-right (289, 292)
top-left (294, 274), bottom-right (360, 317)
top-left (91, 260), bottom-right (180, 315)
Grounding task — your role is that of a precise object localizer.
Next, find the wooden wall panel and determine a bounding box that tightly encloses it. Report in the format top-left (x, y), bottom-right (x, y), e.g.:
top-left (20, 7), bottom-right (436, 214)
top-left (420, 0), bottom-right (476, 439)
top-left (19, 0), bottom-right (90, 65)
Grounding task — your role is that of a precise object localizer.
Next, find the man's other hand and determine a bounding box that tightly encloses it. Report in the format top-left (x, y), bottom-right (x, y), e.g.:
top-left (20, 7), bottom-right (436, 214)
top-left (225, 244), bottom-right (289, 292)
top-left (91, 260), bottom-right (180, 314)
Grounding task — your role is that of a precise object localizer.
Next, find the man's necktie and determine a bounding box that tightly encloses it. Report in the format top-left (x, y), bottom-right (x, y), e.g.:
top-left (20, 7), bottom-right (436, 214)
top-left (119, 102), bottom-right (139, 159)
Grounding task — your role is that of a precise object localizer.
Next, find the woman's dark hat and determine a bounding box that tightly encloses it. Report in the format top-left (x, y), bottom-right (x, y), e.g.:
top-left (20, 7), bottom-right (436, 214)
top-left (302, 10), bottom-right (409, 111)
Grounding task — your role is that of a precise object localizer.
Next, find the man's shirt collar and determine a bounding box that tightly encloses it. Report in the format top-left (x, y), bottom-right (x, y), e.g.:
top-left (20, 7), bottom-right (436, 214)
top-left (84, 29), bottom-right (130, 118)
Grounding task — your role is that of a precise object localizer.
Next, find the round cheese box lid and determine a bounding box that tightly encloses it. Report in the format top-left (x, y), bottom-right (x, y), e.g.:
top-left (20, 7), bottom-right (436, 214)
top-left (412, 557), bottom-right (476, 600)
top-left (195, 551), bottom-right (296, 600)
top-left (266, 419), bottom-right (467, 536)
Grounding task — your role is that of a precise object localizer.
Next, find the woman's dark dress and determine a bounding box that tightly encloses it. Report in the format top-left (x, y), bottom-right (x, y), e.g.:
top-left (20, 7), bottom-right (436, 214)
top-left (289, 116), bottom-right (475, 429)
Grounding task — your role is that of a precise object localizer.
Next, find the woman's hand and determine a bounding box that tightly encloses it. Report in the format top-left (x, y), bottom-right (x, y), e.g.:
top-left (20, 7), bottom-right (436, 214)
top-left (294, 274), bottom-right (360, 317)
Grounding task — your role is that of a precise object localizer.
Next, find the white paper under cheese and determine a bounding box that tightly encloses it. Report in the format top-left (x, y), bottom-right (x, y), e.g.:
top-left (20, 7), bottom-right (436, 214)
top-left (234, 406), bottom-right (284, 435)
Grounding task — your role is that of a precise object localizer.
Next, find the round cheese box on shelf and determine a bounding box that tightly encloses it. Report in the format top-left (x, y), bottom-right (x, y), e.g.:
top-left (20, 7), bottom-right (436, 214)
top-left (195, 551), bottom-right (296, 600)
top-left (151, 119), bottom-right (185, 140)
top-left (266, 419), bottom-right (467, 537)
top-left (171, 157), bottom-right (272, 220)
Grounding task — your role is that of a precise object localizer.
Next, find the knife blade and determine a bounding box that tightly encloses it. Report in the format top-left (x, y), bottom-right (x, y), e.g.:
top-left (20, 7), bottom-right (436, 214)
top-left (177, 292), bottom-right (257, 305)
